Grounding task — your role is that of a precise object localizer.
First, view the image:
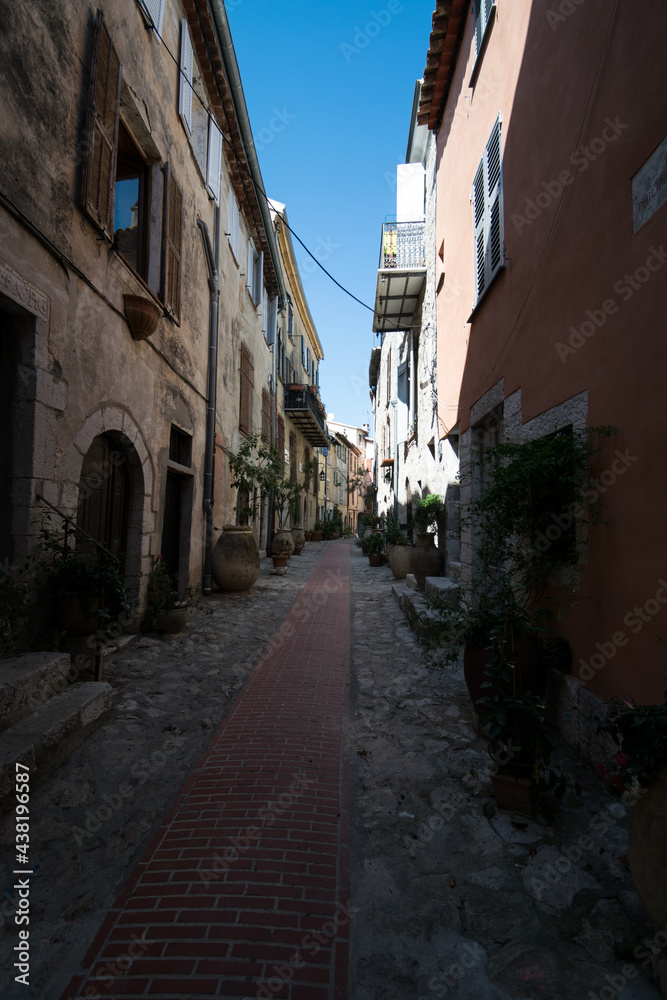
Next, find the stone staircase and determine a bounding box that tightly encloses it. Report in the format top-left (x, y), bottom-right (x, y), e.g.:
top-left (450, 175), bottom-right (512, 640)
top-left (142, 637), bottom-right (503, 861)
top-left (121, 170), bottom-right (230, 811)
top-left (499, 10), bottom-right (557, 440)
top-left (392, 567), bottom-right (461, 638)
top-left (0, 652), bottom-right (112, 813)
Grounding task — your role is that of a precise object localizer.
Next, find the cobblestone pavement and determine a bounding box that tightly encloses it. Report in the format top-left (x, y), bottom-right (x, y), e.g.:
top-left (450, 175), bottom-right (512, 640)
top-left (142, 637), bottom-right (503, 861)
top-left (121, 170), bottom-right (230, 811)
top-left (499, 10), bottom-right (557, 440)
top-left (348, 548), bottom-right (660, 1000)
top-left (0, 539), bottom-right (662, 1000)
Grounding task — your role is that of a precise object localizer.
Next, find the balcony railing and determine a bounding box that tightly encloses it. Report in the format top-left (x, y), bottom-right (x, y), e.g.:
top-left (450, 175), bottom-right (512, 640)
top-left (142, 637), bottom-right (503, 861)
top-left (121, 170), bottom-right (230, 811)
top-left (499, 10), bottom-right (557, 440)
top-left (284, 384), bottom-right (328, 447)
top-left (379, 220), bottom-right (426, 270)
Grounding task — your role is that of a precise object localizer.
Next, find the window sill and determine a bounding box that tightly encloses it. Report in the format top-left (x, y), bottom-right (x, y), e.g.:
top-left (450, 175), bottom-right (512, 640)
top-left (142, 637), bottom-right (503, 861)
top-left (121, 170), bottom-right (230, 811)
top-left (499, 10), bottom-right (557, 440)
top-left (111, 249), bottom-right (167, 313)
top-left (469, 3), bottom-right (496, 88)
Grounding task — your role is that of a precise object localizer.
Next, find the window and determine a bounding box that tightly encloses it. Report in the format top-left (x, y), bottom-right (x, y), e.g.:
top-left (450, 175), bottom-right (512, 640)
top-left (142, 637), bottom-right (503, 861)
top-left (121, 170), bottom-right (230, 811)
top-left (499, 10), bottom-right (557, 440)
top-left (206, 119), bottom-right (223, 204)
top-left (261, 388), bottom-right (271, 442)
top-left (290, 432), bottom-right (298, 481)
top-left (301, 337), bottom-right (305, 370)
top-left (169, 425), bottom-right (192, 466)
top-left (473, 115), bottom-right (503, 306)
top-left (287, 298), bottom-right (293, 339)
top-left (227, 184), bottom-right (240, 261)
top-left (82, 13), bottom-right (183, 316)
top-left (114, 121), bottom-right (148, 277)
top-left (473, 0), bottom-right (496, 58)
top-left (265, 294), bottom-right (278, 346)
top-left (179, 19), bottom-right (194, 134)
top-left (247, 241), bottom-right (263, 306)
top-left (386, 347), bottom-right (392, 405)
top-left (239, 344), bottom-right (254, 435)
top-left (306, 346), bottom-right (311, 376)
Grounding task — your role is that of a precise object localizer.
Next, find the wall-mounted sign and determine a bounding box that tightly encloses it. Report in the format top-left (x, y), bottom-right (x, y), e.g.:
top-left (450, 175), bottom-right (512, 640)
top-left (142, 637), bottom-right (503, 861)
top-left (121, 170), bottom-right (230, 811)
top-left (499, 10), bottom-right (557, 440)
top-left (632, 135), bottom-right (667, 232)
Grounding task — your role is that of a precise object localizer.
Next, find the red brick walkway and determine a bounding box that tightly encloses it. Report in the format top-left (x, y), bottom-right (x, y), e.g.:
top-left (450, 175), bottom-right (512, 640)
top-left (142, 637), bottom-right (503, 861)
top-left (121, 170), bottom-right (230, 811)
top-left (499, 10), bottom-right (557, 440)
top-left (62, 542), bottom-right (351, 1000)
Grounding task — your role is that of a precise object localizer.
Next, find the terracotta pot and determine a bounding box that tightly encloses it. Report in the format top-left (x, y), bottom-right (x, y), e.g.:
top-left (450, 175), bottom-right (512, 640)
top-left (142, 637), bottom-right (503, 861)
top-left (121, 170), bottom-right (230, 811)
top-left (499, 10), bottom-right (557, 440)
top-left (389, 544), bottom-right (413, 580)
top-left (156, 606), bottom-right (189, 634)
top-left (305, 531), bottom-right (312, 541)
top-left (211, 525), bottom-right (260, 592)
top-left (57, 593), bottom-right (100, 636)
top-left (310, 530), bottom-right (322, 542)
top-left (629, 767), bottom-right (667, 929)
top-left (291, 527), bottom-right (305, 555)
top-left (271, 528), bottom-right (295, 557)
top-left (409, 533), bottom-right (444, 588)
top-left (271, 554), bottom-right (289, 569)
top-left (368, 553), bottom-right (384, 567)
top-left (490, 765), bottom-right (536, 813)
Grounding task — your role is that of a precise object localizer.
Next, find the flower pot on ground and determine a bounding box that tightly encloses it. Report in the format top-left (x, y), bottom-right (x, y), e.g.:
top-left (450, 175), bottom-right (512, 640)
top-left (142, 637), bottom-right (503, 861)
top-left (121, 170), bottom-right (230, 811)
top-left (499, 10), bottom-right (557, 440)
top-left (143, 557), bottom-right (198, 630)
top-left (211, 525), bottom-right (260, 592)
top-left (489, 764), bottom-right (536, 813)
top-left (365, 531), bottom-right (385, 567)
top-left (598, 691), bottom-right (667, 932)
top-left (410, 533), bottom-right (444, 587)
top-left (271, 528), bottom-right (295, 557)
top-left (311, 529), bottom-right (323, 542)
top-left (155, 606), bottom-right (189, 634)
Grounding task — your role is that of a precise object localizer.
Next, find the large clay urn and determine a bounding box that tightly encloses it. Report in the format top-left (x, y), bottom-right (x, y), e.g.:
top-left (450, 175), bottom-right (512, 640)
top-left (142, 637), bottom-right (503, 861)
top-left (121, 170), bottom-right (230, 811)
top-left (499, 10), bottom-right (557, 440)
top-left (628, 768), bottom-right (667, 931)
top-left (291, 527), bottom-right (305, 555)
top-left (409, 533), bottom-right (444, 588)
top-left (388, 544), bottom-right (413, 580)
top-left (271, 527), bottom-right (295, 557)
top-left (211, 525), bottom-right (260, 592)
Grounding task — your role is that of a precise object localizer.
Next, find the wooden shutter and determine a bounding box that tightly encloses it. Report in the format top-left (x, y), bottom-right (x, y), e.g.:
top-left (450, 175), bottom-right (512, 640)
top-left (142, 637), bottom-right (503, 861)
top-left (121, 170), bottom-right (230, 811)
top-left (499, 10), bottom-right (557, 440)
top-left (253, 252), bottom-right (263, 305)
top-left (207, 119), bottom-right (223, 203)
top-left (473, 115), bottom-right (503, 305)
top-left (162, 164), bottom-right (183, 321)
top-left (386, 347), bottom-right (391, 404)
top-left (239, 345), bottom-right (254, 434)
top-left (227, 184), bottom-right (240, 260)
top-left (82, 12), bottom-right (122, 239)
top-left (261, 389), bottom-right (271, 441)
top-left (179, 20), bottom-right (194, 134)
top-left (277, 416), bottom-right (285, 476)
top-left (266, 296), bottom-right (278, 346)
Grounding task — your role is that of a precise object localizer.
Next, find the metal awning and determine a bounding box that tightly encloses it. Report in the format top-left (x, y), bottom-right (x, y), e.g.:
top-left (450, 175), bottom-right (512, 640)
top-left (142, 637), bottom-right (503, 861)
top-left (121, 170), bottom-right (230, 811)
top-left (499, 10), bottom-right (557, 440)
top-left (372, 267), bottom-right (426, 333)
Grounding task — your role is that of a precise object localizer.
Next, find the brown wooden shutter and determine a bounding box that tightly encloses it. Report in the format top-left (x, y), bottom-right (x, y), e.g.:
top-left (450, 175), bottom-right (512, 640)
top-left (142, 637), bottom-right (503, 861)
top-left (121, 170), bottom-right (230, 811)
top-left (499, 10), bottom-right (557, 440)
top-left (239, 345), bottom-right (254, 435)
top-left (261, 389), bottom-right (271, 442)
top-left (82, 11), bottom-right (122, 238)
top-left (277, 417), bottom-right (285, 477)
top-left (162, 164), bottom-right (184, 322)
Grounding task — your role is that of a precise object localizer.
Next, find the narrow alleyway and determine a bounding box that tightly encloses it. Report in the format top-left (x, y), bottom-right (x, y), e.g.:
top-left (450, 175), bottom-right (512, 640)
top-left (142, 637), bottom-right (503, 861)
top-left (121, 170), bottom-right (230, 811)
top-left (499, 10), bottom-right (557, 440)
top-left (58, 542), bottom-right (351, 1000)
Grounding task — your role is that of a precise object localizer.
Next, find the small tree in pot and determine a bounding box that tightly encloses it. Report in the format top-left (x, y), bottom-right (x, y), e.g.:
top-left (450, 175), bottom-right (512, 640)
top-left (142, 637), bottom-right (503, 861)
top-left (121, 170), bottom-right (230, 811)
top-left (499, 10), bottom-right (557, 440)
top-left (365, 530), bottom-right (385, 567)
top-left (410, 494), bottom-right (445, 586)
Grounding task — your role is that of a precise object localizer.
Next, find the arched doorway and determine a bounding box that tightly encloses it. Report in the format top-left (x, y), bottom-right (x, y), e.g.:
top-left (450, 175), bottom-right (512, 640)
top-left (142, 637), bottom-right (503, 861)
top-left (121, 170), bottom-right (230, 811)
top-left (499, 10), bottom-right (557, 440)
top-left (76, 434), bottom-right (130, 567)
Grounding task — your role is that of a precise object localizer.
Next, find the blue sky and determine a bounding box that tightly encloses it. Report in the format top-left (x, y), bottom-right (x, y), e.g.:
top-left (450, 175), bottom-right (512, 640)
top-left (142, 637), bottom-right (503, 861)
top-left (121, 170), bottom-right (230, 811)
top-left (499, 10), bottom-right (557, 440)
top-left (227, 0), bottom-right (435, 433)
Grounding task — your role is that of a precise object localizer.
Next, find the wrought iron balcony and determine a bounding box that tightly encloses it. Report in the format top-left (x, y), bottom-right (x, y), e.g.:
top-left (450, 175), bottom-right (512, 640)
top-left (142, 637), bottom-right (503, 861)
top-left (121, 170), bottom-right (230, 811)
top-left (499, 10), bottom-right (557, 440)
top-left (373, 220), bottom-right (427, 333)
top-left (378, 220), bottom-right (426, 269)
top-left (284, 384), bottom-right (328, 447)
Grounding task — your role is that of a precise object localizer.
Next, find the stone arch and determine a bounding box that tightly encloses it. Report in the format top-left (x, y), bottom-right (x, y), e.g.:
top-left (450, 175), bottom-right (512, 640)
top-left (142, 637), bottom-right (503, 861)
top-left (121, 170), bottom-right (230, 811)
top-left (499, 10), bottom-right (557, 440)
top-left (57, 407), bottom-right (154, 595)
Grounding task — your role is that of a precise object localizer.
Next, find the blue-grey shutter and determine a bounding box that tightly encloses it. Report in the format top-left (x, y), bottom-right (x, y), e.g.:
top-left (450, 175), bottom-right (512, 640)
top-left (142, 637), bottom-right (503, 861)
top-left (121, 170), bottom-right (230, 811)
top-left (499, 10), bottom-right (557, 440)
top-left (207, 119), bottom-right (223, 203)
top-left (140, 0), bottom-right (165, 34)
top-left (179, 20), bottom-right (193, 134)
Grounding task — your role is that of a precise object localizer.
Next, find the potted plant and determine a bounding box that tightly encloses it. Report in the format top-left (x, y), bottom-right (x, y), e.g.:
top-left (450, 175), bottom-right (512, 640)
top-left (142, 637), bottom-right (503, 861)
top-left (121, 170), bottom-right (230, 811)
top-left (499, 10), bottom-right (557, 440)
top-left (598, 689), bottom-right (667, 933)
top-left (410, 494), bottom-right (445, 587)
top-left (37, 519), bottom-right (133, 637)
top-left (143, 557), bottom-right (196, 634)
top-left (331, 507), bottom-right (343, 539)
top-left (311, 520), bottom-right (323, 542)
top-left (365, 530), bottom-right (385, 567)
top-left (271, 538), bottom-right (291, 570)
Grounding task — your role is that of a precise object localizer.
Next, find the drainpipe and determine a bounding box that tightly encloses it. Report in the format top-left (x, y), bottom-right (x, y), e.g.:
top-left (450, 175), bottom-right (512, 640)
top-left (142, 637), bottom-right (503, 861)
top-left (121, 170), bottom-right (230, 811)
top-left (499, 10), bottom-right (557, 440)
top-left (208, 0), bottom-right (287, 311)
top-left (198, 213), bottom-right (219, 594)
top-left (409, 330), bottom-right (416, 435)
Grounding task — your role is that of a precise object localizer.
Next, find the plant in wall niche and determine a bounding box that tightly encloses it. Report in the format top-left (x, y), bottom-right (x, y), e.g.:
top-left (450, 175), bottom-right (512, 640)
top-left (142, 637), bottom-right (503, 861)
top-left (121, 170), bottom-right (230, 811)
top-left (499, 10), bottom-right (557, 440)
top-left (412, 494), bottom-right (444, 536)
top-left (467, 425), bottom-right (615, 599)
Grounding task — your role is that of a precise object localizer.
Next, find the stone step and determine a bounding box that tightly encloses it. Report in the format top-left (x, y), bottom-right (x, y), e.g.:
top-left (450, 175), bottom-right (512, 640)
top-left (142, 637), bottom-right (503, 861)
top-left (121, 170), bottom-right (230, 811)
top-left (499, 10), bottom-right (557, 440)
top-left (424, 576), bottom-right (460, 606)
top-left (448, 560), bottom-right (462, 582)
top-left (391, 582), bottom-right (407, 606)
top-left (400, 590), bottom-right (441, 639)
top-left (405, 573), bottom-right (418, 590)
top-left (0, 652), bottom-right (71, 732)
top-left (0, 681), bottom-right (112, 812)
